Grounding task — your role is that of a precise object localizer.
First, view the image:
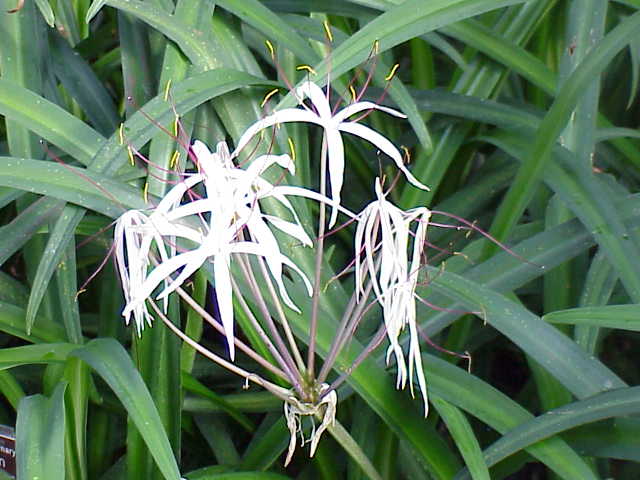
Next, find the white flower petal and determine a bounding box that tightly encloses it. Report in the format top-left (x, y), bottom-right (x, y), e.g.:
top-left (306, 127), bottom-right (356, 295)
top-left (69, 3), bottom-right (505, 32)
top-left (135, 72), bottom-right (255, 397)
top-left (332, 101), bottom-right (406, 123)
top-left (282, 383), bottom-right (337, 465)
top-left (232, 109), bottom-right (324, 156)
top-left (269, 186), bottom-right (357, 219)
top-left (123, 249), bottom-right (206, 318)
top-left (324, 126), bottom-right (345, 228)
top-left (296, 81), bottom-right (332, 119)
top-left (213, 251), bottom-right (236, 360)
top-left (354, 179), bottom-right (432, 415)
top-left (308, 387), bottom-right (337, 458)
top-left (339, 122), bottom-right (428, 191)
top-left (246, 153), bottom-right (295, 178)
top-left (262, 214), bottom-right (313, 247)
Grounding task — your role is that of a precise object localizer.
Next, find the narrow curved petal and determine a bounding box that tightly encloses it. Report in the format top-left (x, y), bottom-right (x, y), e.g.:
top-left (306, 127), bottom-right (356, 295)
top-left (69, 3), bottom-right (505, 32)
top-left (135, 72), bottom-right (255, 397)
top-left (262, 214), bottom-right (312, 247)
top-left (231, 241), bottom-right (313, 301)
top-left (339, 122), bottom-right (429, 191)
top-left (246, 153), bottom-right (295, 178)
top-left (308, 388), bottom-right (337, 458)
top-left (123, 249), bottom-right (206, 317)
top-left (296, 81), bottom-right (332, 119)
top-left (232, 109), bottom-right (325, 156)
top-left (333, 101), bottom-right (406, 123)
top-left (270, 186), bottom-right (358, 219)
top-left (214, 253), bottom-right (235, 360)
top-left (324, 126), bottom-right (345, 228)
top-left (154, 173), bottom-right (203, 214)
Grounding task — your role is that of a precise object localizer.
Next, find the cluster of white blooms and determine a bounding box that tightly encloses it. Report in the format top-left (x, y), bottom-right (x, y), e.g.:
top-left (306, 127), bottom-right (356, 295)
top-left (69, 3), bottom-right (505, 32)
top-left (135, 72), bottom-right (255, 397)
top-left (117, 139), bottom-right (314, 359)
top-left (114, 80), bottom-right (432, 463)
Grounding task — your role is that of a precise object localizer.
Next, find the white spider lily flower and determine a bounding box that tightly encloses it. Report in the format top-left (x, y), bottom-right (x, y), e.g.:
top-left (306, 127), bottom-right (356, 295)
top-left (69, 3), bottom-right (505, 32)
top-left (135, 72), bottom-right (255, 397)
top-left (232, 81), bottom-right (428, 227)
top-left (114, 172), bottom-right (206, 335)
top-left (114, 210), bottom-right (155, 334)
top-left (185, 140), bottom-right (316, 313)
top-left (122, 140), bottom-right (315, 359)
top-left (114, 166), bottom-right (211, 334)
top-left (284, 384), bottom-right (337, 466)
top-left (354, 178), bottom-right (431, 416)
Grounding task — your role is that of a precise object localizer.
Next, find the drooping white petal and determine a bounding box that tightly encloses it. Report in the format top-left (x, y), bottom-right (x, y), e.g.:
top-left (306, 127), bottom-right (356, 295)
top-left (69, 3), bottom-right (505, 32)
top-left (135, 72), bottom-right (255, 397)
top-left (284, 401), bottom-right (301, 467)
top-left (115, 210), bottom-right (152, 333)
top-left (283, 383), bottom-right (337, 466)
top-left (268, 186), bottom-right (358, 219)
top-left (339, 122), bottom-right (428, 191)
top-left (354, 178), bottom-right (432, 415)
top-left (245, 153), bottom-right (295, 178)
top-left (262, 214), bottom-right (313, 247)
top-left (230, 241), bottom-right (313, 301)
top-left (213, 248), bottom-right (235, 360)
top-left (122, 248), bottom-right (207, 319)
top-left (324, 126), bottom-right (345, 228)
top-left (308, 387), bottom-right (337, 458)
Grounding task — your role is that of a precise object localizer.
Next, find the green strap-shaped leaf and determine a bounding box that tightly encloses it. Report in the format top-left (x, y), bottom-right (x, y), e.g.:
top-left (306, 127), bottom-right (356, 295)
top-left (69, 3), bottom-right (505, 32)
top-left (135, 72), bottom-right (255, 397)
top-left (70, 338), bottom-right (181, 480)
top-left (302, 0), bottom-right (527, 88)
top-left (16, 383), bottom-right (67, 480)
top-left (103, 0), bottom-right (219, 70)
top-left (26, 206), bottom-right (85, 334)
top-left (0, 196), bottom-right (65, 265)
top-left (49, 32), bottom-right (120, 136)
top-left (485, 130), bottom-right (640, 307)
top-left (425, 265), bottom-right (625, 398)
top-left (562, 418), bottom-right (640, 462)
top-left (418, 193), bottom-right (640, 341)
top-left (431, 395), bottom-right (490, 480)
top-left (0, 80), bottom-right (105, 165)
top-left (480, 386), bottom-right (640, 472)
top-left (0, 301), bottom-right (67, 343)
top-left (0, 370), bottom-right (25, 410)
top-left (89, 69), bottom-right (275, 175)
top-left (485, 11), bottom-right (640, 261)
top-left (398, 1), bottom-right (546, 207)
top-left (423, 356), bottom-right (597, 480)
top-left (0, 343), bottom-right (77, 370)
top-left (0, 157), bottom-right (145, 217)
top-left (545, 305), bottom-right (640, 331)
top-left (215, 0), bottom-right (318, 64)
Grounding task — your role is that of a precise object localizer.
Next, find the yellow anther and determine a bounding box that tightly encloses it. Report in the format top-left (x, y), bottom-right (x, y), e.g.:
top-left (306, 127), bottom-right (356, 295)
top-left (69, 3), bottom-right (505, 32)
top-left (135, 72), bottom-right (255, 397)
top-left (127, 146), bottom-right (135, 166)
top-left (287, 137), bottom-right (296, 161)
top-left (170, 150), bottom-right (180, 169)
top-left (261, 88), bottom-right (280, 108)
top-left (385, 63), bottom-right (400, 81)
top-left (453, 251), bottom-right (470, 262)
top-left (373, 40), bottom-right (380, 55)
top-left (296, 64), bottom-right (317, 75)
top-left (143, 181), bottom-right (149, 204)
top-left (118, 123), bottom-right (125, 145)
top-left (401, 145), bottom-right (411, 163)
top-left (173, 115), bottom-right (179, 137)
top-left (265, 40), bottom-right (275, 59)
top-left (74, 289), bottom-right (86, 300)
top-left (163, 78), bottom-right (172, 101)
top-left (323, 20), bottom-right (333, 43)
top-left (349, 85), bottom-right (357, 103)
